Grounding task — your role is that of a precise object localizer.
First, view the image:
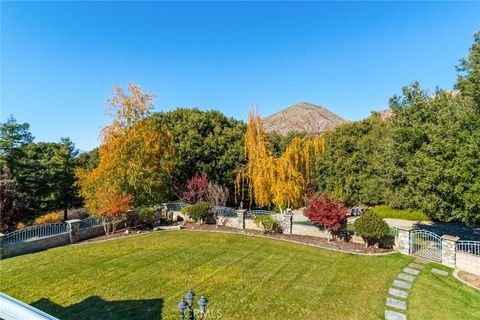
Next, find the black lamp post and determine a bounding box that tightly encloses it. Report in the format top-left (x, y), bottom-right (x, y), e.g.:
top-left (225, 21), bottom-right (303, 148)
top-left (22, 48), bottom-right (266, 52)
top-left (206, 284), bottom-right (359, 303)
top-left (178, 290), bottom-right (208, 320)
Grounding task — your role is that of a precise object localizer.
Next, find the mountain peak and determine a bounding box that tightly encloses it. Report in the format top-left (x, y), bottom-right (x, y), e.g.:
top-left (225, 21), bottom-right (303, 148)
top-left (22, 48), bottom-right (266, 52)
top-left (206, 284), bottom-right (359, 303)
top-left (263, 102), bottom-right (346, 135)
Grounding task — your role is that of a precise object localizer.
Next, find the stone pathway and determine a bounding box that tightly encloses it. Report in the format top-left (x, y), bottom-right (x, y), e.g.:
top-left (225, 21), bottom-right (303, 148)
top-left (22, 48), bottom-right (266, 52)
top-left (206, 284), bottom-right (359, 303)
top-left (384, 260), bottom-right (426, 320)
top-left (431, 268), bottom-right (448, 276)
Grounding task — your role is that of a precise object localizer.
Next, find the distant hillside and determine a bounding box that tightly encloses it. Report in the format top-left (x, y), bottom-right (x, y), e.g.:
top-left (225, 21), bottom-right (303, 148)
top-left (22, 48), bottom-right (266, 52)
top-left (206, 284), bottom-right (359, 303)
top-left (375, 109), bottom-right (393, 120)
top-left (263, 102), bottom-right (346, 135)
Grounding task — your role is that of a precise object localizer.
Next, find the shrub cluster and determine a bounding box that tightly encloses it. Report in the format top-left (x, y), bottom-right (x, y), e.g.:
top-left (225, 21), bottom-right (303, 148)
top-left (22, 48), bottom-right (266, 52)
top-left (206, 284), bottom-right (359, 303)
top-left (33, 211), bottom-right (63, 225)
top-left (67, 208), bottom-right (89, 220)
top-left (354, 211), bottom-right (390, 247)
top-left (253, 215), bottom-right (282, 234)
top-left (305, 194), bottom-right (347, 240)
top-left (181, 201), bottom-right (214, 223)
top-left (138, 207), bottom-right (157, 226)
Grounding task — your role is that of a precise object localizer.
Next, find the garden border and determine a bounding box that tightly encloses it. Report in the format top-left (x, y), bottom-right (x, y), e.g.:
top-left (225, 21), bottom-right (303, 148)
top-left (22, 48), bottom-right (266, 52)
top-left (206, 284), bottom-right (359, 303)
top-left (452, 269), bottom-right (480, 292)
top-left (186, 229), bottom-right (399, 256)
top-left (73, 227), bottom-right (398, 256)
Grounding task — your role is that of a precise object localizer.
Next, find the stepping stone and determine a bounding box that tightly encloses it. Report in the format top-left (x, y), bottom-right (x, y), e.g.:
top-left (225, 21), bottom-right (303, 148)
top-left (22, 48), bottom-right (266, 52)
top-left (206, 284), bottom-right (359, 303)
top-left (408, 263), bottom-right (424, 270)
top-left (389, 287), bottom-right (409, 299)
top-left (414, 258), bottom-right (428, 264)
top-left (398, 273), bottom-right (415, 282)
top-left (392, 280), bottom-right (412, 289)
top-left (385, 309), bottom-right (407, 320)
top-left (386, 297), bottom-right (407, 310)
top-left (431, 268), bottom-right (448, 276)
top-left (403, 267), bottom-right (420, 275)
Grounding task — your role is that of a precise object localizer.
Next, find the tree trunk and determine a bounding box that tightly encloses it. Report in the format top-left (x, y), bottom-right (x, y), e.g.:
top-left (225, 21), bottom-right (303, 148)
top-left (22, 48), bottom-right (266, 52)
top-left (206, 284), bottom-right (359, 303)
top-left (63, 206), bottom-right (68, 222)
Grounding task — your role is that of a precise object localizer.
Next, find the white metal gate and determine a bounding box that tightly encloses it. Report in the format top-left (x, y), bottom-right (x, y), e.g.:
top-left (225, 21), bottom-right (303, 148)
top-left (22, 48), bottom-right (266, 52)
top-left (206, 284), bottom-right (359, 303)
top-left (410, 230), bottom-right (442, 262)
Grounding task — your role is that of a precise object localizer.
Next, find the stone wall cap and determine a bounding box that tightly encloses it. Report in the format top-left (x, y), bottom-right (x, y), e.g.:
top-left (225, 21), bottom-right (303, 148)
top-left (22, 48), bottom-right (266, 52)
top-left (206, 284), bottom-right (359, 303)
top-left (441, 235), bottom-right (460, 241)
top-left (396, 226), bottom-right (415, 231)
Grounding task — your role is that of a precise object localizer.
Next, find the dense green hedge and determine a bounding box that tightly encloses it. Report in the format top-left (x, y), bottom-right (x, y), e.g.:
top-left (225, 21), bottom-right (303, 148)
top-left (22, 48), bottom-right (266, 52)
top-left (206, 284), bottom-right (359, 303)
top-left (368, 206), bottom-right (430, 222)
top-left (316, 34), bottom-right (480, 224)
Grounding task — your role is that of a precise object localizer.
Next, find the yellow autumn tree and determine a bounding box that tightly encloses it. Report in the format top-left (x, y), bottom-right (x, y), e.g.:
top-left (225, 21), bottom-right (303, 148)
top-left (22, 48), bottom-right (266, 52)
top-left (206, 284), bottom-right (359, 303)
top-left (76, 83), bottom-right (175, 214)
top-left (236, 109), bottom-right (324, 211)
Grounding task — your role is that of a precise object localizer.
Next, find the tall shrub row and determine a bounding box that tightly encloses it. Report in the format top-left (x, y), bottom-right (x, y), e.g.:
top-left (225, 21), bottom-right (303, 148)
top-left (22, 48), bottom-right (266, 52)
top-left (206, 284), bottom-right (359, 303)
top-left (315, 33), bottom-right (480, 224)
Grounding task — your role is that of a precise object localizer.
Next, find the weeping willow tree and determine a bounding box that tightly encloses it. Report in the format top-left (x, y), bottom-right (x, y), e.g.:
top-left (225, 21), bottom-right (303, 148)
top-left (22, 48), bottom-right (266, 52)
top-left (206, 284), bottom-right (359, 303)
top-left (236, 109), bottom-right (324, 211)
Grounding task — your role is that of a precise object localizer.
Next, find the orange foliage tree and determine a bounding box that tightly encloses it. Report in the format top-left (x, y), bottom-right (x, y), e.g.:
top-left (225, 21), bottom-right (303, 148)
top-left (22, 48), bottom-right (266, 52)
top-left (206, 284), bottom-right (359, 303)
top-left (236, 109), bottom-right (324, 211)
top-left (76, 83), bottom-right (175, 214)
top-left (96, 188), bottom-right (133, 234)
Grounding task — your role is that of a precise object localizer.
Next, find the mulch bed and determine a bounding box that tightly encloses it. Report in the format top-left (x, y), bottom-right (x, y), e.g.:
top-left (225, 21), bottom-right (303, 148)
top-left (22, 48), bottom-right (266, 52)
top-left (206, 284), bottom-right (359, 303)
top-left (77, 223), bottom-right (392, 254)
top-left (184, 223), bottom-right (393, 254)
top-left (78, 226), bottom-right (151, 243)
top-left (457, 270), bottom-right (480, 289)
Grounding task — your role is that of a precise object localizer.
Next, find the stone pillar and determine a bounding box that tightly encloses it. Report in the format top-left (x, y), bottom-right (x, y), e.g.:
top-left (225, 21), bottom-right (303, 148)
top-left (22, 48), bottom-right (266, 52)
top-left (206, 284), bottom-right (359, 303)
top-left (0, 233), bottom-right (5, 259)
top-left (162, 203), bottom-right (168, 217)
top-left (66, 219), bottom-right (81, 244)
top-left (236, 209), bottom-right (246, 230)
top-left (441, 235), bottom-right (459, 268)
top-left (156, 206), bottom-right (162, 220)
top-left (397, 227), bottom-right (413, 255)
top-left (282, 215), bottom-right (293, 234)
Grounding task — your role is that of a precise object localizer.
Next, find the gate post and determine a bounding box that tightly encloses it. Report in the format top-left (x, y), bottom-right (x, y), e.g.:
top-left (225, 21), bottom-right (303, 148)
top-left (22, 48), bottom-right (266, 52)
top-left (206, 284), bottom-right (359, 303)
top-left (0, 233), bottom-right (4, 260)
top-left (66, 219), bottom-right (81, 244)
top-left (236, 209), bottom-right (246, 230)
top-left (282, 214), bottom-right (293, 235)
top-left (397, 226), bottom-right (413, 255)
top-left (441, 235), bottom-right (459, 268)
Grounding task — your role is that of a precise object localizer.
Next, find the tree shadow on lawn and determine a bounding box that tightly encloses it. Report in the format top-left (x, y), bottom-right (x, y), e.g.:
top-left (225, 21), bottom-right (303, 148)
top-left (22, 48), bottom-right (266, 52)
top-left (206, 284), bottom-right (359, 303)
top-left (31, 296), bottom-right (163, 320)
top-left (413, 221), bottom-right (480, 240)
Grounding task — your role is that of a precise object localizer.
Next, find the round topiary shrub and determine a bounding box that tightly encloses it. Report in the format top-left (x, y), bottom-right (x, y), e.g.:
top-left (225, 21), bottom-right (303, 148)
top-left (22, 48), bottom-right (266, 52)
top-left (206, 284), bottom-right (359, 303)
top-left (181, 201), bottom-right (214, 224)
top-left (353, 211), bottom-right (390, 247)
top-left (252, 215), bottom-right (282, 234)
top-left (138, 207), bottom-right (157, 226)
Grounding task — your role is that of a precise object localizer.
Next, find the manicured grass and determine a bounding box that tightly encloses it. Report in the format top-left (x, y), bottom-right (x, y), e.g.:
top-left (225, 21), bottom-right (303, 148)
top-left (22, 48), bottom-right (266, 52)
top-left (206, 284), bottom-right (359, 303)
top-left (408, 263), bottom-right (480, 319)
top-left (0, 231), bottom-right (408, 320)
top-left (370, 205), bottom-right (431, 221)
top-left (0, 231), bottom-right (476, 319)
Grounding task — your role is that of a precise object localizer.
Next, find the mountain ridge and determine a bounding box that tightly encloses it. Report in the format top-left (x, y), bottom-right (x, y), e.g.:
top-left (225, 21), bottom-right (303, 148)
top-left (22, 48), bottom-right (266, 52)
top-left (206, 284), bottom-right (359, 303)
top-left (263, 102), bottom-right (346, 135)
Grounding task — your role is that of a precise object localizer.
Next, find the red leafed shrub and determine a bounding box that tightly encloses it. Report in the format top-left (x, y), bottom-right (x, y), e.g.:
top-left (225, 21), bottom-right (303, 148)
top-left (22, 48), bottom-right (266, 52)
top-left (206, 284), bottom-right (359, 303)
top-left (182, 172), bottom-right (209, 204)
top-left (305, 194), bottom-right (347, 240)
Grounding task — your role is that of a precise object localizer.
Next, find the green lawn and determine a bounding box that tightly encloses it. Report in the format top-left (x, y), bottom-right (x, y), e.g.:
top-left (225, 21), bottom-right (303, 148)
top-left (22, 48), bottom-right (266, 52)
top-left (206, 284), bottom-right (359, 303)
top-left (370, 205), bottom-right (431, 221)
top-left (408, 263), bottom-right (480, 320)
top-left (0, 231), bottom-right (477, 319)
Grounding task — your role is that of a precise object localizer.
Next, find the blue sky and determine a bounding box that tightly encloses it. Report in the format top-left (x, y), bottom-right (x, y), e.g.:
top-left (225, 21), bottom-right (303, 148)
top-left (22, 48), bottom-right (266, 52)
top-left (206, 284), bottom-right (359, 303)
top-left (1, 1), bottom-right (479, 151)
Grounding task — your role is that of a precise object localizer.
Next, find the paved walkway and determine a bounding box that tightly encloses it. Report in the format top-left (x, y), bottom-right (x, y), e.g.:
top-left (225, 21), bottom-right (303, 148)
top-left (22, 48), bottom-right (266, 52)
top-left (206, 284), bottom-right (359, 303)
top-left (384, 260), bottom-right (426, 320)
top-left (344, 215), bottom-right (480, 241)
top-left (385, 219), bottom-right (480, 241)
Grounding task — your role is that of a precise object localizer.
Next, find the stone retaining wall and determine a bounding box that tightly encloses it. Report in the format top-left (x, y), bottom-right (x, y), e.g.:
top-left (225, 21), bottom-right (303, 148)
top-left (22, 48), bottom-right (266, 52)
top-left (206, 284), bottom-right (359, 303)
top-left (1, 233), bottom-right (70, 258)
top-left (0, 220), bottom-right (107, 259)
top-left (78, 225), bottom-right (105, 241)
top-left (456, 252), bottom-right (480, 276)
top-left (214, 210), bottom-right (366, 243)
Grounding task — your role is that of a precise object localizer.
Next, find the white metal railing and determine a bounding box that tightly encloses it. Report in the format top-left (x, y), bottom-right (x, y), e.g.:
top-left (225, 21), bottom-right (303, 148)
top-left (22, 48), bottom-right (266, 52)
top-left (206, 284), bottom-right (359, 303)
top-left (167, 202), bottom-right (191, 212)
top-left (389, 226), bottom-right (399, 237)
top-left (457, 240), bottom-right (480, 257)
top-left (245, 210), bottom-right (273, 217)
top-left (2, 223), bottom-right (69, 246)
top-left (214, 206), bottom-right (236, 217)
top-left (79, 217), bottom-right (107, 229)
top-left (0, 292), bottom-right (59, 320)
